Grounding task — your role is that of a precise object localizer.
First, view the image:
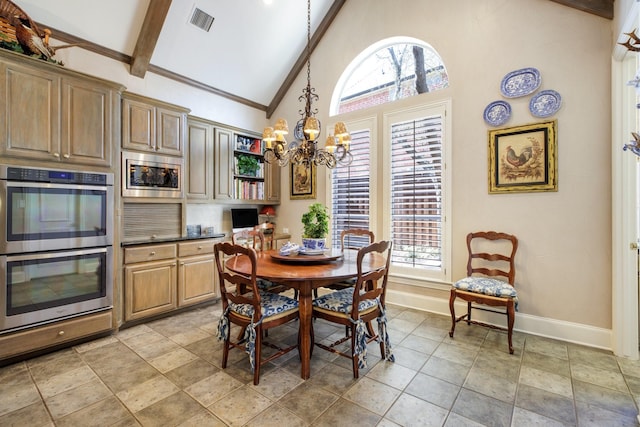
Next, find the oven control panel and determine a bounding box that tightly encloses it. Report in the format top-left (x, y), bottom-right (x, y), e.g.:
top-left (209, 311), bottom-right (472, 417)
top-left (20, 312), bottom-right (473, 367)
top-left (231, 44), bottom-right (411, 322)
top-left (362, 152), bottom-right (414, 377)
top-left (1, 166), bottom-right (113, 186)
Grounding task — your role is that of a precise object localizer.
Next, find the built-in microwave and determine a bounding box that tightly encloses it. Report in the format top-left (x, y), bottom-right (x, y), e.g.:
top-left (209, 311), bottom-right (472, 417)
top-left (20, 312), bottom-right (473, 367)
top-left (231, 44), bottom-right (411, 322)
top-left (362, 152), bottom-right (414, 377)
top-left (121, 151), bottom-right (183, 198)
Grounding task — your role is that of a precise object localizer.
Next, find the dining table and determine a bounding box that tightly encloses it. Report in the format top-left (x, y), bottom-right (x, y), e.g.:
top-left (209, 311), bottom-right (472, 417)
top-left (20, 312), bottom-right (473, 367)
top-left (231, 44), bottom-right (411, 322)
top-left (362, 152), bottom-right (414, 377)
top-left (225, 247), bottom-right (387, 379)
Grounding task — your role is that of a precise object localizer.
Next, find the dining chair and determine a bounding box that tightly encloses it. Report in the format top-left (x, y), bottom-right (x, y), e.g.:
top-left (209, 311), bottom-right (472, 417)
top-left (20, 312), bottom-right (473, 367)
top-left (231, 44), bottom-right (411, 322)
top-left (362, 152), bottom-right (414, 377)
top-left (232, 229), bottom-right (288, 295)
top-left (449, 231), bottom-right (519, 354)
top-left (214, 242), bottom-right (299, 385)
top-left (324, 229), bottom-right (376, 292)
top-left (311, 240), bottom-right (394, 378)
top-left (254, 222), bottom-right (276, 250)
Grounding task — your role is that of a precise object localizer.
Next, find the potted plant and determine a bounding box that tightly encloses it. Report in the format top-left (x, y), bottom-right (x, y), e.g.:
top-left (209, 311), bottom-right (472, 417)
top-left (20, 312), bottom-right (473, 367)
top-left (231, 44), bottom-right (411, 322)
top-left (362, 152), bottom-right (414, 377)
top-left (301, 203), bottom-right (329, 250)
top-left (237, 154), bottom-right (260, 176)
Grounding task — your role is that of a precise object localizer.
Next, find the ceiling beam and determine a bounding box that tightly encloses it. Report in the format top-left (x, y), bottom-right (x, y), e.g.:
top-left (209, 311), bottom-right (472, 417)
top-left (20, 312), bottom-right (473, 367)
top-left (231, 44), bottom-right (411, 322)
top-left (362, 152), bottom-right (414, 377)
top-left (130, 0), bottom-right (172, 78)
top-left (548, 0), bottom-right (613, 19)
top-left (266, 0), bottom-right (346, 119)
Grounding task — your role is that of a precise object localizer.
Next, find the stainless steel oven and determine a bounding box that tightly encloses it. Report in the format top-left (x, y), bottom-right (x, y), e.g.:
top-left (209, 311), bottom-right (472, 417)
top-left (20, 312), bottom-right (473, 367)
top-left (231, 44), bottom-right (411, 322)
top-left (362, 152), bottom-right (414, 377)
top-left (0, 165), bottom-right (113, 254)
top-left (0, 247), bottom-right (113, 332)
top-left (0, 165), bottom-right (114, 333)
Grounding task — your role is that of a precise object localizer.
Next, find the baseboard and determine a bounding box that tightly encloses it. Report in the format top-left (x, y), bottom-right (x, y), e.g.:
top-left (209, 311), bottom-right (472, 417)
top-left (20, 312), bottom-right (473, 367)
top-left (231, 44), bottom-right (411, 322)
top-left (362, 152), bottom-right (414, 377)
top-left (386, 289), bottom-right (612, 351)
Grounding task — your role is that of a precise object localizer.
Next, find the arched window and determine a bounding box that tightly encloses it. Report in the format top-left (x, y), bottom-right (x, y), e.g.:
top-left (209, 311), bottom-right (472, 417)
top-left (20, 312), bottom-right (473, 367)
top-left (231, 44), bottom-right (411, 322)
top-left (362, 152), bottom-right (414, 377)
top-left (330, 37), bottom-right (449, 115)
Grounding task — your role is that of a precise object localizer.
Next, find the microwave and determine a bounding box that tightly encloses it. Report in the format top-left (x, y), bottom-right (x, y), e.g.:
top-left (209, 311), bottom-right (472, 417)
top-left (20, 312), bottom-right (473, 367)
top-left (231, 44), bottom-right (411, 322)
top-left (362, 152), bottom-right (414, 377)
top-left (121, 151), bottom-right (183, 198)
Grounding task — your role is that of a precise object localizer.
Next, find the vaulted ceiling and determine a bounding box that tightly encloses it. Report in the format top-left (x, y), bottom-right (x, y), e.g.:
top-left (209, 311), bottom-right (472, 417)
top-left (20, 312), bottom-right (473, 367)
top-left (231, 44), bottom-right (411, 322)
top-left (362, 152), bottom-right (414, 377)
top-left (13, 0), bottom-right (613, 118)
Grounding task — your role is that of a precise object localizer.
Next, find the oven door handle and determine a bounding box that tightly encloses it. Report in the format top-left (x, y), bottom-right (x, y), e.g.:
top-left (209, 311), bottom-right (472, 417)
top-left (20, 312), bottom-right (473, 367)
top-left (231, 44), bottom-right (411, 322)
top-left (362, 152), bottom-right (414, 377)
top-left (4, 181), bottom-right (109, 192)
top-left (3, 247), bottom-right (110, 262)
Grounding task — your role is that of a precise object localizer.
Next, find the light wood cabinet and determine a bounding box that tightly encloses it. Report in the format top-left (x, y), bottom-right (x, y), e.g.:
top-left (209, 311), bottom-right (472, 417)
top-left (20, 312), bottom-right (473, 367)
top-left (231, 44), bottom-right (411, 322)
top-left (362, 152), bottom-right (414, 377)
top-left (0, 50), bottom-right (122, 167)
top-left (178, 240), bottom-right (218, 307)
top-left (0, 311), bottom-right (112, 360)
top-left (186, 116), bottom-right (280, 204)
top-left (214, 126), bottom-right (234, 200)
top-left (123, 239), bottom-right (220, 322)
top-left (122, 92), bottom-right (189, 157)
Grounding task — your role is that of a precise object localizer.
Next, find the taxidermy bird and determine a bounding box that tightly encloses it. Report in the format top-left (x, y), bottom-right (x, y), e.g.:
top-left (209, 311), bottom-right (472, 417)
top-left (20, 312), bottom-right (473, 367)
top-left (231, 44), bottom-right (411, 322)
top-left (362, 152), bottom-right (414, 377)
top-left (505, 145), bottom-right (533, 167)
top-left (13, 15), bottom-right (54, 59)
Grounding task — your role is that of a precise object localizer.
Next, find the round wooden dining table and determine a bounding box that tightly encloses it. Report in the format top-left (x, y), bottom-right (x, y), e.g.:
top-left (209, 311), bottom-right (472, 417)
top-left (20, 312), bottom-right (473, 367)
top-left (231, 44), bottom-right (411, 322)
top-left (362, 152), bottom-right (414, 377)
top-left (225, 248), bottom-right (386, 379)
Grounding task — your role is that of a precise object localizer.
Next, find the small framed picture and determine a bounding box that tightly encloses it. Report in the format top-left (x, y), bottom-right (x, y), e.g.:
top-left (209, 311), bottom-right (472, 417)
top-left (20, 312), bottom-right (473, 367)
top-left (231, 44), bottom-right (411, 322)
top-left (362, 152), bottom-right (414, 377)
top-left (290, 162), bottom-right (316, 200)
top-left (488, 120), bottom-right (557, 193)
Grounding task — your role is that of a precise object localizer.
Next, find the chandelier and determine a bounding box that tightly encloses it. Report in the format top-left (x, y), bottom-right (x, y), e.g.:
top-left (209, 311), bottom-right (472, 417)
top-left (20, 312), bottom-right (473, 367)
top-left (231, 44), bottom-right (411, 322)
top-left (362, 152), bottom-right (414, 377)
top-left (262, 0), bottom-right (352, 169)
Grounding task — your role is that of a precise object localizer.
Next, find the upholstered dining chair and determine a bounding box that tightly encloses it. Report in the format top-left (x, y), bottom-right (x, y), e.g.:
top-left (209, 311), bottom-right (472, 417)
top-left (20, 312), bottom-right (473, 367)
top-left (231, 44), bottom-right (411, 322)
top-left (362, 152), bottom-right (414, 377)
top-left (323, 229), bottom-right (376, 292)
top-left (449, 231), bottom-right (519, 354)
top-left (311, 240), bottom-right (394, 378)
top-left (214, 242), bottom-right (299, 385)
top-left (232, 229), bottom-right (288, 295)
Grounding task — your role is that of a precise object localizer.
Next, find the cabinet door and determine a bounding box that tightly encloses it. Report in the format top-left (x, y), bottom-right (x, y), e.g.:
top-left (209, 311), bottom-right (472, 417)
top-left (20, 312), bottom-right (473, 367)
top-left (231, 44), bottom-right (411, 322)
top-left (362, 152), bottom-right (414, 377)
top-left (0, 62), bottom-right (60, 161)
top-left (156, 107), bottom-right (185, 156)
top-left (178, 254), bottom-right (218, 307)
top-left (124, 259), bottom-right (177, 321)
top-left (214, 127), bottom-right (234, 199)
top-left (122, 97), bottom-right (155, 152)
top-left (60, 77), bottom-right (113, 167)
top-left (186, 118), bottom-right (212, 200)
top-left (265, 160), bottom-right (281, 202)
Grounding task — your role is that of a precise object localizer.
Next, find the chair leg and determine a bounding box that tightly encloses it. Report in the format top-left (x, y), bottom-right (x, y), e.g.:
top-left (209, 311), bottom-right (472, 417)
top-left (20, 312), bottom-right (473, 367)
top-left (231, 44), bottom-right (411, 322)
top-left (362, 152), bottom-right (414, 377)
top-left (507, 300), bottom-right (515, 354)
top-left (350, 324), bottom-right (359, 379)
top-left (253, 324), bottom-right (263, 385)
top-left (466, 301), bottom-right (472, 324)
top-left (309, 318), bottom-right (314, 358)
top-left (449, 289), bottom-right (456, 338)
top-left (222, 336), bottom-right (230, 369)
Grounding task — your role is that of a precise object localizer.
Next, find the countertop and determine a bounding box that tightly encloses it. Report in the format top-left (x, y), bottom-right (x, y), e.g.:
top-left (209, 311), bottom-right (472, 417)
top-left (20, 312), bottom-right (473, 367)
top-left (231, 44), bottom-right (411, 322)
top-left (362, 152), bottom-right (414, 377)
top-left (121, 233), bottom-right (226, 247)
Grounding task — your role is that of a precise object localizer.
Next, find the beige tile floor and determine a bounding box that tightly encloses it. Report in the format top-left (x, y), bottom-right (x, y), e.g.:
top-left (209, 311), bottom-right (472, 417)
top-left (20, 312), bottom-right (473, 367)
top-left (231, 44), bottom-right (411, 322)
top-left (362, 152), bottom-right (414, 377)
top-left (1, 301), bottom-right (640, 426)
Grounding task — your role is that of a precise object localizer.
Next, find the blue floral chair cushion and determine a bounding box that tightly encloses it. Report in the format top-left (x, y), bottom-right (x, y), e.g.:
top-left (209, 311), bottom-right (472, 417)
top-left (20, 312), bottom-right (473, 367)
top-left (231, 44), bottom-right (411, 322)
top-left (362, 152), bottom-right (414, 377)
top-left (453, 276), bottom-right (518, 308)
top-left (230, 291), bottom-right (298, 319)
top-left (312, 288), bottom-right (377, 315)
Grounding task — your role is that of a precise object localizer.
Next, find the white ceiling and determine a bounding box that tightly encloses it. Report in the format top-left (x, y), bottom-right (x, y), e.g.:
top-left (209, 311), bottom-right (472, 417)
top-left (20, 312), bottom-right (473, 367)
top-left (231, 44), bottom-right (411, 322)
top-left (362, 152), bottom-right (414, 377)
top-left (13, 0), bottom-right (334, 108)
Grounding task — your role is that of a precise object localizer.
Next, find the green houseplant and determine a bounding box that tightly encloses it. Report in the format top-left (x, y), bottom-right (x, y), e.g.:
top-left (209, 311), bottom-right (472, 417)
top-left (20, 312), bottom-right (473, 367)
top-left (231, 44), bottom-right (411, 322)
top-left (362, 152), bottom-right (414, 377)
top-left (301, 203), bottom-right (329, 250)
top-left (236, 154), bottom-right (260, 176)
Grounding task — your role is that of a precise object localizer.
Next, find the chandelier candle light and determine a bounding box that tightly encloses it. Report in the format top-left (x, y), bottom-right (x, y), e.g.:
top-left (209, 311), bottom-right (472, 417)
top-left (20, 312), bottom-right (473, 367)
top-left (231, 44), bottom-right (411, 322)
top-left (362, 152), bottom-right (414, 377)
top-left (262, 0), bottom-right (352, 169)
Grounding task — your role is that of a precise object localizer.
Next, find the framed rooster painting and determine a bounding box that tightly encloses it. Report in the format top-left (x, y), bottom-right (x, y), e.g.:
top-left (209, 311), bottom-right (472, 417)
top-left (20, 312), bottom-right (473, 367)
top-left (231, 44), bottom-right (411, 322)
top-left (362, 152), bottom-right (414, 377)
top-left (488, 120), bottom-right (557, 193)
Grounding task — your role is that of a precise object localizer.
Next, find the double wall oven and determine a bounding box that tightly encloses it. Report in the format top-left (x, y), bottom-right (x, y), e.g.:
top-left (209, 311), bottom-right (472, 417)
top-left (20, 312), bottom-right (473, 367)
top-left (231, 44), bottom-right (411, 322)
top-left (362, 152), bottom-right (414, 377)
top-left (0, 165), bottom-right (114, 333)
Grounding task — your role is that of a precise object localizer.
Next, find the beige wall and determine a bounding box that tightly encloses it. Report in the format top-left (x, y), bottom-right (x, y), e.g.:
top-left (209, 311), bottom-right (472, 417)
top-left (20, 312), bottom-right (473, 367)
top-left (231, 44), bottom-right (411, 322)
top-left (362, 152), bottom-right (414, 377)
top-left (52, 0), bottom-right (615, 335)
top-left (273, 0), bottom-right (614, 330)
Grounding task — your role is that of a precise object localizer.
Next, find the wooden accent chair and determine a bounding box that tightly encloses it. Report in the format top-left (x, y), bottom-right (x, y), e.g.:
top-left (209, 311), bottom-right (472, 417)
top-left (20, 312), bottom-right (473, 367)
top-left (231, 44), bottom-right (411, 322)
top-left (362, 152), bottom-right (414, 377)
top-left (311, 240), bottom-right (394, 378)
top-left (449, 231), bottom-right (519, 354)
top-left (254, 222), bottom-right (276, 250)
top-left (214, 242), bottom-right (299, 385)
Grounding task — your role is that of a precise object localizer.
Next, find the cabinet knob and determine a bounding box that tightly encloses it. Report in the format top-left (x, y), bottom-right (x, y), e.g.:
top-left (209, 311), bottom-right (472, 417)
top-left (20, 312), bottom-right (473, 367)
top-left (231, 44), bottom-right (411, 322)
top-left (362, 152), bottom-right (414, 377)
top-left (63, 153), bottom-right (70, 159)
top-left (198, 246), bottom-right (203, 250)
top-left (150, 251), bottom-right (156, 256)
top-left (53, 152), bottom-right (60, 158)
top-left (58, 330), bottom-right (64, 336)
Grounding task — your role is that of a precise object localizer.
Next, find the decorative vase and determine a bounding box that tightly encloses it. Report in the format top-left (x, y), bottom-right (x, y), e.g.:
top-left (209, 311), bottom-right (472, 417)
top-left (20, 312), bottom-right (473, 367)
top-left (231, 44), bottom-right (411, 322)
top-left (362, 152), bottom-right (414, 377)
top-left (302, 238), bottom-right (326, 251)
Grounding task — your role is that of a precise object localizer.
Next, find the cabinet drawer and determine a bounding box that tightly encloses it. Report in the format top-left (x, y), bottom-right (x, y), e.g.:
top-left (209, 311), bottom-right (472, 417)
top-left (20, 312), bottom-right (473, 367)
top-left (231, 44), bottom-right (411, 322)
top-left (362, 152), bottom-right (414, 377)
top-left (124, 244), bottom-right (176, 264)
top-left (178, 239), bottom-right (217, 257)
top-left (0, 311), bottom-right (112, 360)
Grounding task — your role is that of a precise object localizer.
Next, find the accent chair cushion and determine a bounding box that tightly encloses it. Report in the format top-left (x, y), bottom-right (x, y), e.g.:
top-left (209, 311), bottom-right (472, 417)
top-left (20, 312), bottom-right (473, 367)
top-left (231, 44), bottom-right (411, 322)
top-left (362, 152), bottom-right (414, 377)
top-left (230, 291), bottom-right (298, 320)
top-left (453, 276), bottom-right (518, 306)
top-left (312, 288), bottom-right (377, 315)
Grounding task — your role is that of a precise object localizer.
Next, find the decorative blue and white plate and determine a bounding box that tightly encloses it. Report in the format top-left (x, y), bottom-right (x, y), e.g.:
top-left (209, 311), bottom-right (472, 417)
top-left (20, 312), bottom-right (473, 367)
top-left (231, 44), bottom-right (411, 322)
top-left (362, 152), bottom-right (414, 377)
top-left (529, 90), bottom-right (562, 118)
top-left (483, 100), bottom-right (511, 127)
top-left (500, 67), bottom-right (541, 98)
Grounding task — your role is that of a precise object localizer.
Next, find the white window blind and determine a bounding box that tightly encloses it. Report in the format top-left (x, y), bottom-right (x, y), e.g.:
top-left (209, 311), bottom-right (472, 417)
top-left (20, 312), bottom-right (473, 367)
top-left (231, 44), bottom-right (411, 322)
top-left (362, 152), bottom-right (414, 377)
top-left (390, 114), bottom-right (443, 270)
top-left (331, 128), bottom-right (371, 248)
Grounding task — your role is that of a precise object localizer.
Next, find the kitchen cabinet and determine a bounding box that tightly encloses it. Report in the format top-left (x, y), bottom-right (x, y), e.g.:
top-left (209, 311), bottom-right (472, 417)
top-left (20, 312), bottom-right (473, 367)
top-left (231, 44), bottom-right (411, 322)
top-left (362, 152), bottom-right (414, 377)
top-left (0, 310), bottom-right (112, 361)
top-left (186, 115), bottom-right (280, 204)
top-left (123, 238), bottom-right (220, 322)
top-left (178, 240), bottom-right (218, 306)
top-left (122, 92), bottom-right (189, 157)
top-left (0, 50), bottom-right (123, 167)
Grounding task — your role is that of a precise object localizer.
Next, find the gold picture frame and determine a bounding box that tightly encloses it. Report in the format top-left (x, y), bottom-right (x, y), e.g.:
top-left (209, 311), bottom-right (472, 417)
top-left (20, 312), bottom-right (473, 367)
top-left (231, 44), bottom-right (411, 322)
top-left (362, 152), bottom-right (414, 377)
top-left (488, 120), bottom-right (557, 193)
top-left (290, 162), bottom-right (316, 199)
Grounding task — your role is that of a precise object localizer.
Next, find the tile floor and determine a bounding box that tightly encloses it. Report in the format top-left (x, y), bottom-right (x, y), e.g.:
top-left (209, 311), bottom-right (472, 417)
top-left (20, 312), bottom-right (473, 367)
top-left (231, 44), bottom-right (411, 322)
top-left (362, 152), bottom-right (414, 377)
top-left (1, 301), bottom-right (640, 426)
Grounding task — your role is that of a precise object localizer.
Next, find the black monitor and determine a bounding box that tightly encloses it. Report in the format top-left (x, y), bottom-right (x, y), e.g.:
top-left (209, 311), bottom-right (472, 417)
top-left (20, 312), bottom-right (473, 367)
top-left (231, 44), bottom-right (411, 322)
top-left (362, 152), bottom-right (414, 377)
top-left (231, 208), bottom-right (259, 230)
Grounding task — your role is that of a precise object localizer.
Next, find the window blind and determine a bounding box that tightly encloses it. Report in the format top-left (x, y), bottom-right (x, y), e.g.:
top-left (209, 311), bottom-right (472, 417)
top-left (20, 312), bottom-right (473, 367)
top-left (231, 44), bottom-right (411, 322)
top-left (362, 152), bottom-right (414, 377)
top-left (390, 114), bottom-right (443, 269)
top-left (331, 128), bottom-right (371, 248)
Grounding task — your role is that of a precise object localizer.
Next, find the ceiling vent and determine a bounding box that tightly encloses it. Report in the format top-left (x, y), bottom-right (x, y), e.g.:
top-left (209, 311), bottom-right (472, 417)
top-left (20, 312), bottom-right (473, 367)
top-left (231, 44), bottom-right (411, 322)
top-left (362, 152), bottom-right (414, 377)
top-left (190, 7), bottom-right (214, 32)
